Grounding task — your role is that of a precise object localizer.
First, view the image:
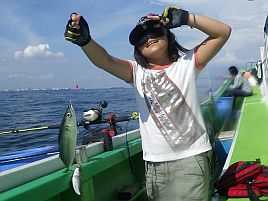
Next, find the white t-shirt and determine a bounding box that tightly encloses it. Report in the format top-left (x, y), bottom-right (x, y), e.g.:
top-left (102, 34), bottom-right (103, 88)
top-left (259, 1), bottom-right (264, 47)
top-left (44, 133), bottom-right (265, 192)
top-left (128, 49), bottom-right (211, 162)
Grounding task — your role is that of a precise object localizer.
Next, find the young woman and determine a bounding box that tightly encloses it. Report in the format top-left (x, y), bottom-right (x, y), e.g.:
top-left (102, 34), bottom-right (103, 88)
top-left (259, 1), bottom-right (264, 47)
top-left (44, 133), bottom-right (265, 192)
top-left (64, 6), bottom-right (231, 201)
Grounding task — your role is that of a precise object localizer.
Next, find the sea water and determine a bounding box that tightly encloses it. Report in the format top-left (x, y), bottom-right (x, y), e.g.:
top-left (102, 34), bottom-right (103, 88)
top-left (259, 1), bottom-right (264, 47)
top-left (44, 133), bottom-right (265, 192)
top-left (0, 77), bottom-right (223, 155)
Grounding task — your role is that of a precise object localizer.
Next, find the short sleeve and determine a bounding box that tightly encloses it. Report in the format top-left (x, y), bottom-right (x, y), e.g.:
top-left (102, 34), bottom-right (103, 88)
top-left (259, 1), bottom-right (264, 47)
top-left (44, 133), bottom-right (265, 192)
top-left (127, 60), bottom-right (138, 86)
top-left (179, 49), bottom-right (201, 78)
top-left (194, 46), bottom-right (205, 69)
top-left (190, 48), bottom-right (202, 77)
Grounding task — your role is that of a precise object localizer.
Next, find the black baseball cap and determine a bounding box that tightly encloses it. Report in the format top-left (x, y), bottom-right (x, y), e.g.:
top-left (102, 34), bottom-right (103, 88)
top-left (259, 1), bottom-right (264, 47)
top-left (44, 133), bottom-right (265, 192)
top-left (129, 16), bottom-right (165, 46)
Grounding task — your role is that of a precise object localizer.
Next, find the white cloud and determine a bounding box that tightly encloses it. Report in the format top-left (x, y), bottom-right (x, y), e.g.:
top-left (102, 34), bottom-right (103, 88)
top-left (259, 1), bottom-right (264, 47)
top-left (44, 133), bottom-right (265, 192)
top-left (40, 73), bottom-right (54, 80)
top-left (6, 74), bottom-right (33, 79)
top-left (150, 0), bottom-right (183, 5)
top-left (81, 75), bottom-right (89, 79)
top-left (14, 44), bottom-right (64, 59)
top-left (214, 50), bottom-right (241, 64)
top-left (4, 73), bottom-right (55, 80)
top-left (149, 1), bottom-right (166, 6)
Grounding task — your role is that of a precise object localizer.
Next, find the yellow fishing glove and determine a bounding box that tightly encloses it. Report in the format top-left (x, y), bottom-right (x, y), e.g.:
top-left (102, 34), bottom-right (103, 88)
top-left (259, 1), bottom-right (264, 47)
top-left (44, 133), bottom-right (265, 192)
top-left (64, 13), bottom-right (91, 47)
top-left (162, 6), bottom-right (189, 29)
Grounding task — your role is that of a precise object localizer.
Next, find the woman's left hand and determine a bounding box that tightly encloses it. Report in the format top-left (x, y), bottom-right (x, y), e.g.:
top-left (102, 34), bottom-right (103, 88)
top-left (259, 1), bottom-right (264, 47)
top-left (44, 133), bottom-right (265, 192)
top-left (146, 14), bottom-right (167, 26)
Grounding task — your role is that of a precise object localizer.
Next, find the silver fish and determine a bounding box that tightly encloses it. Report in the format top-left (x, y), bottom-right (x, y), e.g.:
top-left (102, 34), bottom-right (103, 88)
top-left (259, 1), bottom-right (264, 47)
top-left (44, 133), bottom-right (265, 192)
top-left (72, 166), bottom-right (81, 195)
top-left (58, 102), bottom-right (77, 170)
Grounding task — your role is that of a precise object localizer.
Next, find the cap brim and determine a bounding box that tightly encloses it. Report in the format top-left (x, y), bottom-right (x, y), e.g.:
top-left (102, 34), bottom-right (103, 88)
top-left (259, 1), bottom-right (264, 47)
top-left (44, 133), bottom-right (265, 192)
top-left (129, 25), bottom-right (146, 46)
top-left (129, 20), bottom-right (167, 46)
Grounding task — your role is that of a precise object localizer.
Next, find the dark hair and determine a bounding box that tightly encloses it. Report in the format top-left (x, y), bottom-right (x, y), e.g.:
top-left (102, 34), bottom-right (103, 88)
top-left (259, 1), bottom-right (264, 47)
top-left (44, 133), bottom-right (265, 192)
top-left (134, 30), bottom-right (188, 68)
top-left (228, 66), bottom-right (238, 76)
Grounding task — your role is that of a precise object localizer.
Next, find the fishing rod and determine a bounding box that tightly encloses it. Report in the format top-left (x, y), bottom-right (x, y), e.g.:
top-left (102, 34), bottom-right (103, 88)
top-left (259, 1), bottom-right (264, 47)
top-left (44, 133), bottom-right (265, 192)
top-left (1, 101), bottom-right (139, 175)
top-left (0, 124), bottom-right (62, 135)
top-left (0, 114), bottom-right (138, 135)
top-left (0, 101), bottom-right (138, 135)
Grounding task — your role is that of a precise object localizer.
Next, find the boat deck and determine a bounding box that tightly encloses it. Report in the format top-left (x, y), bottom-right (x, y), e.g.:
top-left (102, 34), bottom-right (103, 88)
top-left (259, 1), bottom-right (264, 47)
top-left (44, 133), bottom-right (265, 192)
top-left (219, 86), bottom-right (268, 201)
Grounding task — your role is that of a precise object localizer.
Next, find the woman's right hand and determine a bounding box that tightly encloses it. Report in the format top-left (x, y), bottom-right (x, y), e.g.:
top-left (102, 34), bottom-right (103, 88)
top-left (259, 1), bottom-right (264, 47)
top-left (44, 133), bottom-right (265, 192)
top-left (64, 13), bottom-right (92, 47)
top-left (147, 7), bottom-right (189, 29)
top-left (161, 6), bottom-right (189, 29)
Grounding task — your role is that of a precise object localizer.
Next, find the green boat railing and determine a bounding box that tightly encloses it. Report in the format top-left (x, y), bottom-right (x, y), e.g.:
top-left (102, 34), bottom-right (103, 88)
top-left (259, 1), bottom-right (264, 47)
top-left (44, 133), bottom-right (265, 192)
top-left (0, 79), bottom-right (235, 201)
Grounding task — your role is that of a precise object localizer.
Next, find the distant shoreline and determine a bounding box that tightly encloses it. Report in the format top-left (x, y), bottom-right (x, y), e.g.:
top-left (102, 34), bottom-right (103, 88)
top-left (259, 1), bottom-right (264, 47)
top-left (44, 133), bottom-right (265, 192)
top-left (0, 86), bottom-right (132, 92)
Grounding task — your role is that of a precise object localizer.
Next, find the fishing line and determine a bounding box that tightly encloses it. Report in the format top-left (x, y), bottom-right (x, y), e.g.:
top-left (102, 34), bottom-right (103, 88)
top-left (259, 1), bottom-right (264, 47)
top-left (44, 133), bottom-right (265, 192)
top-left (125, 120), bottom-right (135, 175)
top-left (206, 67), bottom-right (213, 100)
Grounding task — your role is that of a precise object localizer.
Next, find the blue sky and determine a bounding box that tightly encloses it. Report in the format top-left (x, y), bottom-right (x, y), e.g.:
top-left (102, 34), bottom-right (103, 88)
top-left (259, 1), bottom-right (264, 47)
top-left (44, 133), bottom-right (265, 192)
top-left (0, 0), bottom-right (267, 90)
